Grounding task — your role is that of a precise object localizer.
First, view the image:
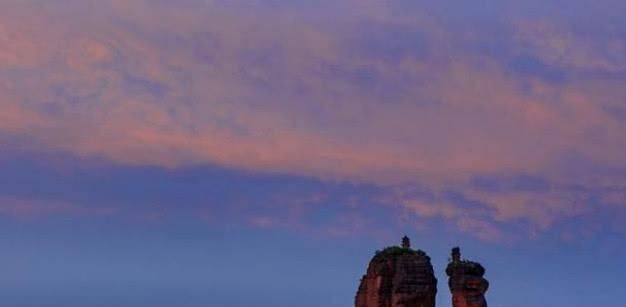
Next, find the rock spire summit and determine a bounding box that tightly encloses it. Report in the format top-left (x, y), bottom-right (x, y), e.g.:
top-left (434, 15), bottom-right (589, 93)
top-left (445, 247), bottom-right (489, 307)
top-left (355, 240), bottom-right (490, 307)
top-left (355, 237), bottom-right (437, 307)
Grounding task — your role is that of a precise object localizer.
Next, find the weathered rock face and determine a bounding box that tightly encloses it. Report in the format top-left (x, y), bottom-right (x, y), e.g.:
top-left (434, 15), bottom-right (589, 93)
top-left (355, 237), bottom-right (437, 307)
top-left (445, 247), bottom-right (489, 307)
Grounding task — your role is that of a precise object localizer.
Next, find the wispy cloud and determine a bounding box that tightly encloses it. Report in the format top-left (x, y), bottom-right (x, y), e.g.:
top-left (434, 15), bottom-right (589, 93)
top-left (0, 197), bottom-right (117, 219)
top-left (1, 0), bottom-right (625, 240)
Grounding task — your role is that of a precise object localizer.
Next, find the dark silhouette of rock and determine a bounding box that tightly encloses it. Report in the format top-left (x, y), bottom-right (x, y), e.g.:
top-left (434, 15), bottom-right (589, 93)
top-left (355, 237), bottom-right (437, 307)
top-left (445, 247), bottom-right (489, 307)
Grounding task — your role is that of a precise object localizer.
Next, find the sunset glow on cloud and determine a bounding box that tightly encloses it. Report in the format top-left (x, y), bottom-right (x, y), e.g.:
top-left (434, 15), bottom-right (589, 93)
top-left (1, 0), bottom-right (625, 242)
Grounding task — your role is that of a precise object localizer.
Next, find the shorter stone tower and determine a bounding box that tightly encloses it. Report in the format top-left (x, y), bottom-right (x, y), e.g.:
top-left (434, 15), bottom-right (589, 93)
top-left (445, 247), bottom-right (489, 307)
top-left (355, 237), bottom-right (437, 307)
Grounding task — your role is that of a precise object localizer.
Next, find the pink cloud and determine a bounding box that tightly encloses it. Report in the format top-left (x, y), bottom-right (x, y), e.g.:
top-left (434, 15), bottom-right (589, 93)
top-left (1, 0), bottom-right (625, 240)
top-left (455, 217), bottom-right (504, 243)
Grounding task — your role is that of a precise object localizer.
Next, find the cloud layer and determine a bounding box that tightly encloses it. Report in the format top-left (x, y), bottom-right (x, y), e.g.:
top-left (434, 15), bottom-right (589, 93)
top-left (1, 0), bottom-right (625, 240)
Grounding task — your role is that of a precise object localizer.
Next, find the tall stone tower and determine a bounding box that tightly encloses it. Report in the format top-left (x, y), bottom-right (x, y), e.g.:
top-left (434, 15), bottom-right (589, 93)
top-left (445, 247), bottom-right (489, 307)
top-left (355, 237), bottom-right (437, 307)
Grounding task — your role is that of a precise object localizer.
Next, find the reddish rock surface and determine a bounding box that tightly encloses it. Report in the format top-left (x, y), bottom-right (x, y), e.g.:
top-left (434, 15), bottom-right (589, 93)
top-left (355, 237), bottom-right (437, 307)
top-left (445, 247), bottom-right (489, 307)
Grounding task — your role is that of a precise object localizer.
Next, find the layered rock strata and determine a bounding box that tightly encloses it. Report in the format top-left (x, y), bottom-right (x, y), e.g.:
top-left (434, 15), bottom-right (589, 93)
top-left (445, 247), bottom-right (489, 307)
top-left (355, 237), bottom-right (437, 307)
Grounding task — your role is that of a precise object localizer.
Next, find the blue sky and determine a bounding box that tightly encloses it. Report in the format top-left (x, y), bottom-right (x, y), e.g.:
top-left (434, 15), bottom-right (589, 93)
top-left (0, 0), bottom-right (625, 306)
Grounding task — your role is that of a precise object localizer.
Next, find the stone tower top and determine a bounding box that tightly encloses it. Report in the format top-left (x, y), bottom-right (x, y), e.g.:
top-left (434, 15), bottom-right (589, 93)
top-left (451, 246), bottom-right (461, 262)
top-left (401, 235), bottom-right (410, 249)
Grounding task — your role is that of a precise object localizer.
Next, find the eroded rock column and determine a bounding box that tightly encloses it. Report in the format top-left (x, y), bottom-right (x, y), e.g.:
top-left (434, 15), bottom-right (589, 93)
top-left (355, 237), bottom-right (437, 307)
top-left (445, 247), bottom-right (489, 307)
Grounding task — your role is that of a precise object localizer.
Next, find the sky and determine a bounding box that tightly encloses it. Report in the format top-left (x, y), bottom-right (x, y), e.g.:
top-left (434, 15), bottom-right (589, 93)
top-left (0, 0), bottom-right (625, 306)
